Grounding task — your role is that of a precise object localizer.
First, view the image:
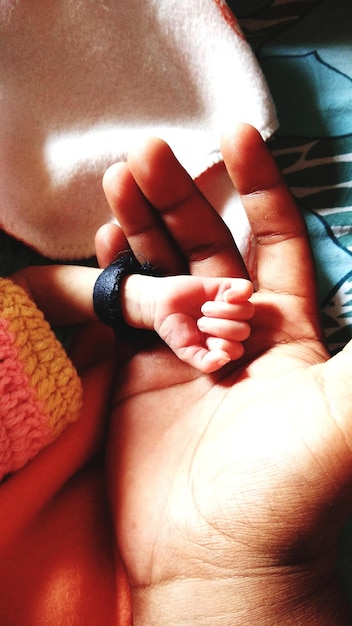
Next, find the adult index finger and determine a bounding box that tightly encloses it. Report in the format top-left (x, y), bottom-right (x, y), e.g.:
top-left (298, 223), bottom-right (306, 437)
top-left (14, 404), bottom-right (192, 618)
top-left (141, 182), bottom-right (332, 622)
top-left (122, 137), bottom-right (248, 278)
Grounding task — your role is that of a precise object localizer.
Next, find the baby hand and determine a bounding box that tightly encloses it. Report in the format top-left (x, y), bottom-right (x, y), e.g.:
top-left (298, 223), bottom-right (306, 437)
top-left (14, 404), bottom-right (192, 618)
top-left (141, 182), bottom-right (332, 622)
top-left (196, 280), bottom-right (254, 372)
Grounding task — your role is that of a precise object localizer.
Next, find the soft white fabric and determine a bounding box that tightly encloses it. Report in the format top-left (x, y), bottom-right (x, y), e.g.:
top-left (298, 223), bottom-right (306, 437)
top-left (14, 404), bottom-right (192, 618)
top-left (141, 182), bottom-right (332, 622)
top-left (0, 0), bottom-right (277, 259)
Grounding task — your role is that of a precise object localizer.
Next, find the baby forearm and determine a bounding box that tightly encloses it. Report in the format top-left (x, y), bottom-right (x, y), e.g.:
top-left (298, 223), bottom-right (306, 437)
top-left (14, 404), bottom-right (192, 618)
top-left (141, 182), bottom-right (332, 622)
top-left (9, 265), bottom-right (101, 326)
top-left (9, 265), bottom-right (153, 330)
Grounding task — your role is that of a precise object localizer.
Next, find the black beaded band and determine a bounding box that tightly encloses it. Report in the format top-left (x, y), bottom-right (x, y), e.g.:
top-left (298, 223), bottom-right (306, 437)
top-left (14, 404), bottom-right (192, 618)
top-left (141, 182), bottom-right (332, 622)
top-left (93, 252), bottom-right (154, 342)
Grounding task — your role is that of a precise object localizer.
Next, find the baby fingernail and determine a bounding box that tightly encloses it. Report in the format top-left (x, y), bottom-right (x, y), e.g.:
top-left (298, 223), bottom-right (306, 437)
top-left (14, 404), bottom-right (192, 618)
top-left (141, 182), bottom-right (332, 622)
top-left (217, 357), bottom-right (231, 368)
top-left (197, 318), bottom-right (207, 330)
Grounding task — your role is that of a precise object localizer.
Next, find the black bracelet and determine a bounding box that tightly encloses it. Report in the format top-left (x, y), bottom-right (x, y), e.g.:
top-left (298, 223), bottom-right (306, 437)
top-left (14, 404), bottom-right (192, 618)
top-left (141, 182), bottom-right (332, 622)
top-left (93, 252), bottom-right (154, 342)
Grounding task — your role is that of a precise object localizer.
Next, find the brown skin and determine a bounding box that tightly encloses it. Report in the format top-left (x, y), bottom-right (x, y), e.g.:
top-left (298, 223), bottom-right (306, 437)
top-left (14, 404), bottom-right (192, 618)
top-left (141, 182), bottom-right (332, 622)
top-left (96, 124), bottom-right (352, 624)
top-left (9, 124), bottom-right (352, 624)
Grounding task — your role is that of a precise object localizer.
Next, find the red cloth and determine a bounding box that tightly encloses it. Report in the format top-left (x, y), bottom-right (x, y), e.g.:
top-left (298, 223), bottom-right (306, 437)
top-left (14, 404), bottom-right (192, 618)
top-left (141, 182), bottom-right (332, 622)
top-left (0, 351), bottom-right (132, 625)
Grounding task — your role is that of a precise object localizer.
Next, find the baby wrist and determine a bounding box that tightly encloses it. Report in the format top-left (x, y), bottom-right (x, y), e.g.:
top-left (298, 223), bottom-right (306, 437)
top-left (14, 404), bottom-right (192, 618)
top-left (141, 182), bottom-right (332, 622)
top-left (93, 252), bottom-right (155, 341)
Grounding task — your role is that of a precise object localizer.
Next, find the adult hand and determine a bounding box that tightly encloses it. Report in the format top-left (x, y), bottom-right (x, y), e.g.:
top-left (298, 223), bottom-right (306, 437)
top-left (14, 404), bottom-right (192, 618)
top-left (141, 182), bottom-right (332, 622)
top-left (98, 124), bottom-right (352, 625)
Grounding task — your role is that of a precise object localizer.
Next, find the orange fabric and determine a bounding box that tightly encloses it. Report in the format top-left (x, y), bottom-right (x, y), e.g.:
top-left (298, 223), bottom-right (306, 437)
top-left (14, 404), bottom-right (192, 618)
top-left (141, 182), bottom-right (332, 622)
top-left (0, 278), bottom-right (83, 479)
top-left (0, 354), bottom-right (132, 625)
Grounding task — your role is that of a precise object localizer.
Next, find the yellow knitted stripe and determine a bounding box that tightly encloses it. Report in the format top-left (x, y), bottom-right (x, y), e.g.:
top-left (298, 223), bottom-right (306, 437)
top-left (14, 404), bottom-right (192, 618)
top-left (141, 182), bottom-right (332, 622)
top-left (0, 278), bottom-right (82, 438)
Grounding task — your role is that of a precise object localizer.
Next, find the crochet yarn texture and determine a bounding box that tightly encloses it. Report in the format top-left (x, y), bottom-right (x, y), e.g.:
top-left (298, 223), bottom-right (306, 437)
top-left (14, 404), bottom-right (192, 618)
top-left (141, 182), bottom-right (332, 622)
top-left (0, 278), bottom-right (83, 480)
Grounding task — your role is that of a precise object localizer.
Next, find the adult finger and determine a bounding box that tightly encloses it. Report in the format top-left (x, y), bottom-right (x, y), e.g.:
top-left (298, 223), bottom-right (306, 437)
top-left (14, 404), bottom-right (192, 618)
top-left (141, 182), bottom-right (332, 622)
top-left (95, 222), bottom-right (129, 268)
top-left (104, 138), bottom-right (248, 278)
top-left (221, 124), bottom-right (317, 299)
top-left (103, 162), bottom-right (184, 274)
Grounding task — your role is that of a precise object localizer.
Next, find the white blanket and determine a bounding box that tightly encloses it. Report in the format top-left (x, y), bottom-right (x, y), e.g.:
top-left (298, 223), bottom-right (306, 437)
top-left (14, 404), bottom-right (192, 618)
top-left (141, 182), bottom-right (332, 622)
top-left (0, 0), bottom-right (277, 259)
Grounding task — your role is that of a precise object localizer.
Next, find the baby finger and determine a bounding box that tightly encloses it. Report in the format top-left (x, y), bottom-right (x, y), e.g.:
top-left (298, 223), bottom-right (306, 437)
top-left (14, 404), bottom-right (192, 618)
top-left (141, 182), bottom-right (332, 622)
top-left (197, 316), bottom-right (251, 341)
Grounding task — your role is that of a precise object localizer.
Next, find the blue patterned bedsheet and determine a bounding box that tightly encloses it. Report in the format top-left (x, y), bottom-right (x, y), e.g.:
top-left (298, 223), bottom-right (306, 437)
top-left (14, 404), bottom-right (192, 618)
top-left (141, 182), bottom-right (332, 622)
top-left (234, 0), bottom-right (352, 355)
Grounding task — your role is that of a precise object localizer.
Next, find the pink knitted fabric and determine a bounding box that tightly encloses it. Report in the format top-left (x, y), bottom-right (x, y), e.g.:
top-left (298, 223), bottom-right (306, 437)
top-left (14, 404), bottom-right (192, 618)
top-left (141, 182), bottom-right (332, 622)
top-left (0, 278), bottom-right (83, 480)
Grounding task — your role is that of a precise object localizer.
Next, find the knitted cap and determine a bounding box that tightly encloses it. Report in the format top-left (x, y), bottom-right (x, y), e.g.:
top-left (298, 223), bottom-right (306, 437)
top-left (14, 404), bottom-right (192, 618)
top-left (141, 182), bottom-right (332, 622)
top-left (0, 278), bottom-right (83, 480)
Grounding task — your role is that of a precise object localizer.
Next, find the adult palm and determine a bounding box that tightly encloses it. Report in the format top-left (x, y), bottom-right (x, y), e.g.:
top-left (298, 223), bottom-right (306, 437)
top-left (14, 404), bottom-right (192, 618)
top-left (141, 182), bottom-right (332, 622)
top-left (99, 125), bottom-right (352, 625)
